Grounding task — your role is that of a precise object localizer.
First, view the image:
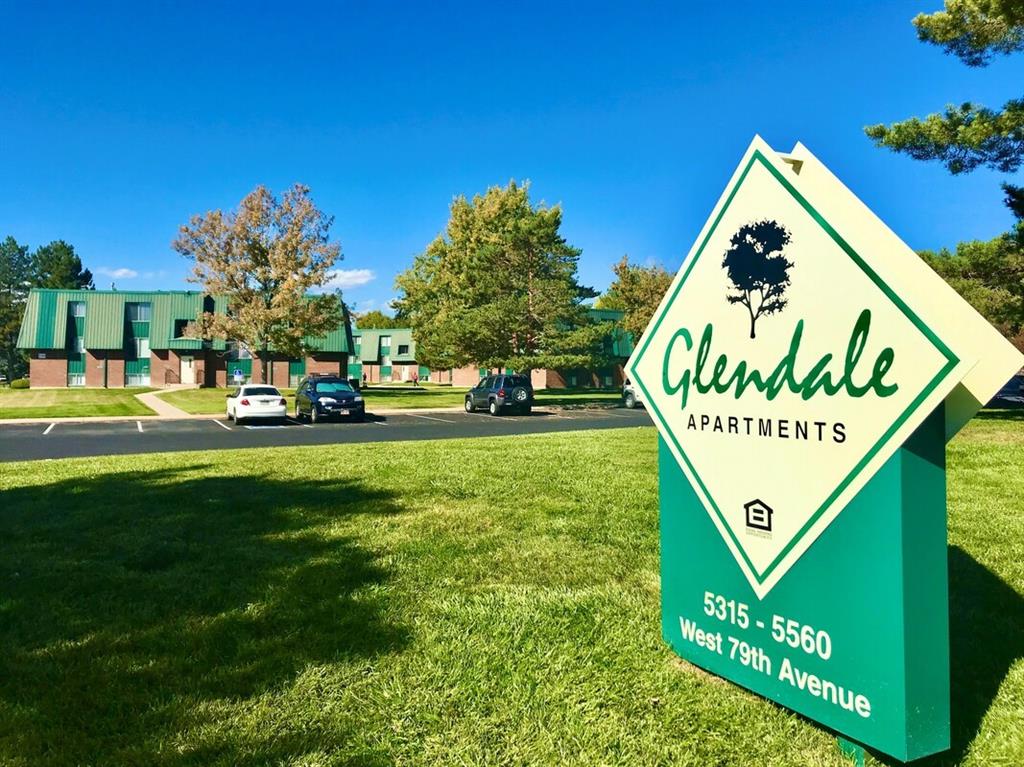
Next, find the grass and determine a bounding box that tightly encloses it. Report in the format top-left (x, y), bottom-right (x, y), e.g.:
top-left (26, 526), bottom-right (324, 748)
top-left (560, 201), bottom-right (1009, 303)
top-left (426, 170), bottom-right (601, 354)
top-left (0, 387), bottom-right (156, 419)
top-left (157, 385), bottom-right (623, 414)
top-left (0, 415), bottom-right (1021, 765)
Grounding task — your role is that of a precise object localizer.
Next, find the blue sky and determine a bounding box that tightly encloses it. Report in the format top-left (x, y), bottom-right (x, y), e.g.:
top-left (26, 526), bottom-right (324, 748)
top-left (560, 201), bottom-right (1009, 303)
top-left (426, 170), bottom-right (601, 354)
top-left (2, 1), bottom-right (1022, 313)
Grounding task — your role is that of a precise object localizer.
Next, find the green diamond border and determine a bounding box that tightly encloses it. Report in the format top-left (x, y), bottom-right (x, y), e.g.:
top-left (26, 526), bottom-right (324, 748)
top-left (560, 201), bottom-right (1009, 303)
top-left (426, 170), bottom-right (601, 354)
top-left (630, 150), bottom-right (960, 585)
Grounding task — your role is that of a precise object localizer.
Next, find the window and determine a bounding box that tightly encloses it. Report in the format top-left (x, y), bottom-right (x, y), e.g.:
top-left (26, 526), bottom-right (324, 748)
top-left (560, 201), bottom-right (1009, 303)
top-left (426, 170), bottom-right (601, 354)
top-left (134, 337), bottom-right (150, 359)
top-left (67, 373), bottom-right (85, 387)
top-left (173, 319), bottom-right (190, 338)
top-left (380, 335), bottom-right (391, 346)
top-left (69, 301), bottom-right (86, 318)
top-left (381, 354), bottom-right (391, 365)
top-left (242, 386), bottom-right (281, 396)
top-left (397, 344), bottom-right (409, 355)
top-left (126, 303), bottom-right (151, 322)
top-left (314, 381), bottom-right (354, 393)
top-left (126, 373), bottom-right (150, 387)
top-left (74, 337), bottom-right (85, 354)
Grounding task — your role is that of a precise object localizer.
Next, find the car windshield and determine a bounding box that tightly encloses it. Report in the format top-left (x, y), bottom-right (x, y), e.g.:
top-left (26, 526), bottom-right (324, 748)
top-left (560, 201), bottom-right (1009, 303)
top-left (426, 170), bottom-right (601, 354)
top-left (244, 387), bottom-right (280, 396)
top-left (315, 381), bottom-right (354, 393)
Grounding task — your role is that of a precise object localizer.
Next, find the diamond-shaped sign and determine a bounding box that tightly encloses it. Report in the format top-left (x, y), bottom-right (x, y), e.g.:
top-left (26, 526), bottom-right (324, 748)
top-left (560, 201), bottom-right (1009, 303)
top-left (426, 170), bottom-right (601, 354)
top-left (629, 140), bottom-right (973, 599)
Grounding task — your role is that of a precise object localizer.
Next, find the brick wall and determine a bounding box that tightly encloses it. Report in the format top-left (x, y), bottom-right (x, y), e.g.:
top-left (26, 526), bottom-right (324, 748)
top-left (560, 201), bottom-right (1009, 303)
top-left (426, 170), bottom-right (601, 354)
top-left (150, 350), bottom-right (179, 387)
top-left (306, 353), bottom-right (344, 377)
top-left (106, 352), bottom-right (125, 387)
top-left (85, 350), bottom-right (106, 387)
top-left (360, 363), bottom-right (380, 383)
top-left (269, 359), bottom-right (289, 387)
top-left (28, 351), bottom-right (67, 388)
top-left (451, 366), bottom-right (486, 387)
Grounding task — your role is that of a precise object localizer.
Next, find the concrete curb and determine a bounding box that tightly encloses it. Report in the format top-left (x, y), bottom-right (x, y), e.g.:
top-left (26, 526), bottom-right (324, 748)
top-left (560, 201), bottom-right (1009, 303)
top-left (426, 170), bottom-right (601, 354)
top-left (0, 402), bottom-right (627, 426)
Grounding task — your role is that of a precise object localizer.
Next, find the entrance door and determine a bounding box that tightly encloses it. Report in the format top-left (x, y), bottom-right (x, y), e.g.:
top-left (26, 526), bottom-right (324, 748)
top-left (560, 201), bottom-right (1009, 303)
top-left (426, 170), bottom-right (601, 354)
top-left (180, 355), bottom-right (195, 384)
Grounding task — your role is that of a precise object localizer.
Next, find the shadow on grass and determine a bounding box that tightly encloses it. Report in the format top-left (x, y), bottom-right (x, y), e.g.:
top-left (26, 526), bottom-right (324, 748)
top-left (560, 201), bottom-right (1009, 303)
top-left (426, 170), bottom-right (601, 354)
top-left (0, 467), bottom-right (407, 766)
top-left (973, 405), bottom-right (1024, 422)
top-left (882, 546), bottom-right (1024, 767)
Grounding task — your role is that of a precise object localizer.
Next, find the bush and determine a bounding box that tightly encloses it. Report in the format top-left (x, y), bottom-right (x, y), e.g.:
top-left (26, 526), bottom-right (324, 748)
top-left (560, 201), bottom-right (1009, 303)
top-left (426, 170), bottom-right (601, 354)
top-left (10, 378), bottom-right (30, 389)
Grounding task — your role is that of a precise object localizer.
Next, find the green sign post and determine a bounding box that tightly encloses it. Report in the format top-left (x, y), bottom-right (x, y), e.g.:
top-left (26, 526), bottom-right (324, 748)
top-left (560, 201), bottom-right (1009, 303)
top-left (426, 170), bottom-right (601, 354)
top-left (628, 137), bottom-right (1023, 762)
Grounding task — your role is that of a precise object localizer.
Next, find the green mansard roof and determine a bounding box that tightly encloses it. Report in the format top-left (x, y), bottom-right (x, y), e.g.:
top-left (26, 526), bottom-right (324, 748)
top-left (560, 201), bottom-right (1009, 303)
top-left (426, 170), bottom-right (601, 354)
top-left (17, 289), bottom-right (353, 354)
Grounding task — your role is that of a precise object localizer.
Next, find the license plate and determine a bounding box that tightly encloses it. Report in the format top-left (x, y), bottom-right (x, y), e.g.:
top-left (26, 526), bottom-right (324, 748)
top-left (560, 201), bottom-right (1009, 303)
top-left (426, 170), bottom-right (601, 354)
top-left (338, 409), bottom-right (349, 415)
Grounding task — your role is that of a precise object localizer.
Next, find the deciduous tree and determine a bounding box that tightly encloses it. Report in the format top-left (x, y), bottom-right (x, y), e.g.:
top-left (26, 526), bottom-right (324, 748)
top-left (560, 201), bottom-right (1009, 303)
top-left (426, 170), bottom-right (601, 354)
top-left (394, 181), bottom-right (607, 372)
top-left (355, 309), bottom-right (403, 329)
top-left (173, 184), bottom-right (343, 383)
top-left (722, 221), bottom-right (793, 339)
top-left (600, 255), bottom-right (674, 341)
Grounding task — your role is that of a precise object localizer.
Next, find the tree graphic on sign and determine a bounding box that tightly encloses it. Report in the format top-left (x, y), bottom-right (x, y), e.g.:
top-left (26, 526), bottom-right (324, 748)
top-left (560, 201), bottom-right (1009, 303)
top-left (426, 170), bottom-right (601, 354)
top-left (722, 220), bottom-right (794, 339)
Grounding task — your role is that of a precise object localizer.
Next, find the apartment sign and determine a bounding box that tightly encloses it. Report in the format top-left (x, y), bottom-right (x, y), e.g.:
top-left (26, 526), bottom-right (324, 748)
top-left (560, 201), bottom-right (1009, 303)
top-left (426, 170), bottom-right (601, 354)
top-left (628, 137), bottom-right (1023, 761)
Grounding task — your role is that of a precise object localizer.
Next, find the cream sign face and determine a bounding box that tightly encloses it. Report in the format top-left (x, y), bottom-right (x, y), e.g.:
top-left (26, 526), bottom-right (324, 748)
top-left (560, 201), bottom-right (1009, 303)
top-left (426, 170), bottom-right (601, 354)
top-left (629, 140), bottom-right (973, 599)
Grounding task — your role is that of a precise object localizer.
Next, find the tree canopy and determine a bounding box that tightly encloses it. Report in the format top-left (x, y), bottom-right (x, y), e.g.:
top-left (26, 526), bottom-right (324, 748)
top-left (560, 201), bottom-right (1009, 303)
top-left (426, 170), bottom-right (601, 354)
top-left (722, 221), bottom-right (793, 339)
top-left (394, 181), bottom-right (607, 371)
top-left (600, 256), bottom-right (674, 341)
top-left (173, 184), bottom-right (343, 381)
top-left (355, 309), bottom-right (403, 329)
top-left (919, 237), bottom-right (1024, 348)
top-left (866, 1), bottom-right (1024, 349)
top-left (0, 236), bottom-right (33, 379)
top-left (32, 240), bottom-right (94, 290)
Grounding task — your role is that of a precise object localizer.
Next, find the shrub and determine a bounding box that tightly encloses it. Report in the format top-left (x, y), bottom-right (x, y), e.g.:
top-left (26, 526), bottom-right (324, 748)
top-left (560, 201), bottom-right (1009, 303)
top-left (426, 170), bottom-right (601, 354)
top-left (10, 378), bottom-right (30, 389)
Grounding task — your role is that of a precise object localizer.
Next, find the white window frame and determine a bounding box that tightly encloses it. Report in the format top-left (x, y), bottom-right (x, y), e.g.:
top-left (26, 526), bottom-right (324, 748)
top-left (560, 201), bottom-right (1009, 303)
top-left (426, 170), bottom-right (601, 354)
top-left (74, 337), bottom-right (85, 354)
top-left (134, 337), bottom-right (150, 358)
top-left (126, 303), bottom-right (151, 322)
top-left (69, 301), bottom-right (86, 318)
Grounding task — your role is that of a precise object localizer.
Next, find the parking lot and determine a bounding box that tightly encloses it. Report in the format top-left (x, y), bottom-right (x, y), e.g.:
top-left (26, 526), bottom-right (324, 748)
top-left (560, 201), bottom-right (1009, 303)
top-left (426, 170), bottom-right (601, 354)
top-left (0, 407), bottom-right (652, 462)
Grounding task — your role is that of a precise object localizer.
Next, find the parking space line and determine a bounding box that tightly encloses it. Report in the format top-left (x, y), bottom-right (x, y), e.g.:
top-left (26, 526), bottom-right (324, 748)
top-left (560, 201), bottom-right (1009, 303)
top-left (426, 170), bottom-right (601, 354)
top-left (371, 420), bottom-right (387, 426)
top-left (600, 411), bottom-right (632, 418)
top-left (136, 421), bottom-right (144, 433)
top-left (213, 420), bottom-right (232, 431)
top-left (287, 417), bottom-right (314, 428)
top-left (409, 414), bottom-right (456, 424)
top-left (43, 423), bottom-right (56, 435)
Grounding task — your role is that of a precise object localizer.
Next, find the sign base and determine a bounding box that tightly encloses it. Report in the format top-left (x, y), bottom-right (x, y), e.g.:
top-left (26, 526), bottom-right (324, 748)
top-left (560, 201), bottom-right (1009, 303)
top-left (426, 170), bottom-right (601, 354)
top-left (659, 406), bottom-right (950, 762)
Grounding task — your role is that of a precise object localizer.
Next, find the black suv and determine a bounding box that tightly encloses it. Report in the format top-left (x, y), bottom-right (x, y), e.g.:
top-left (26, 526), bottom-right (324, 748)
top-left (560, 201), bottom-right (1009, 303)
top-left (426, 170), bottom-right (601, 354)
top-left (294, 374), bottom-right (365, 423)
top-left (465, 374), bottom-right (533, 415)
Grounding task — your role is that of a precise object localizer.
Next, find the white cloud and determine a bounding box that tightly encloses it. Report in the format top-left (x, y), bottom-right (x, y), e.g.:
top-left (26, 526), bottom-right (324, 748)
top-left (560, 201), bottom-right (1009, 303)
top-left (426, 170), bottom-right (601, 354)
top-left (323, 268), bottom-right (375, 290)
top-left (97, 267), bottom-right (139, 279)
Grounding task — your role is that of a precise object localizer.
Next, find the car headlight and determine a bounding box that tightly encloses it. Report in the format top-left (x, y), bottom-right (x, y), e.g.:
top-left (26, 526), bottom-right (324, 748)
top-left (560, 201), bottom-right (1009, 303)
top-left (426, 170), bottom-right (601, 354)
top-left (320, 397), bottom-right (337, 404)
top-left (353, 395), bottom-right (363, 402)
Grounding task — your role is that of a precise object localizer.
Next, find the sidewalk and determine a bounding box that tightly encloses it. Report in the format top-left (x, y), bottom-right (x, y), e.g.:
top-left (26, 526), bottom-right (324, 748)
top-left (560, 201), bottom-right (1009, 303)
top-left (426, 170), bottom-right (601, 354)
top-left (134, 389), bottom-right (192, 418)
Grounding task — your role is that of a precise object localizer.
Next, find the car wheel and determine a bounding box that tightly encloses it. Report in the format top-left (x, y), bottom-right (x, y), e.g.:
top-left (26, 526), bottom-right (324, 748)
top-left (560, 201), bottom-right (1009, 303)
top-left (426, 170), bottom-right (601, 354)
top-left (227, 408), bottom-right (233, 421)
top-left (511, 386), bottom-right (529, 405)
top-left (625, 392), bottom-right (636, 409)
top-left (465, 397), bottom-right (474, 412)
top-left (311, 407), bottom-right (320, 425)
top-left (488, 400), bottom-right (499, 416)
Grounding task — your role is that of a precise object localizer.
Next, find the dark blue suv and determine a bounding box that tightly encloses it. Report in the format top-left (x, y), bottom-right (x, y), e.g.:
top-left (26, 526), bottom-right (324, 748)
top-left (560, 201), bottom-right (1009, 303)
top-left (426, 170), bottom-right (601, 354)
top-left (465, 374), bottom-right (533, 416)
top-left (294, 375), bottom-right (365, 423)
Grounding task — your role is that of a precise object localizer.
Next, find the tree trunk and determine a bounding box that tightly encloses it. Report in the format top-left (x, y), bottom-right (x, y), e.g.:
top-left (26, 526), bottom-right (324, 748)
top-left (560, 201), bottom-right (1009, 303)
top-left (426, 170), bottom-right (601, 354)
top-left (258, 341), bottom-right (269, 383)
top-left (749, 314), bottom-right (756, 339)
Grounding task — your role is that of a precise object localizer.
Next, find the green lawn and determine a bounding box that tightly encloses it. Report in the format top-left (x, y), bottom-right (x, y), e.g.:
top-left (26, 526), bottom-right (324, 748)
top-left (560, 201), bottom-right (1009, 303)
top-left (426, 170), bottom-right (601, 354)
top-left (0, 387), bottom-right (156, 419)
top-left (158, 385), bottom-right (623, 414)
top-left (0, 416), bottom-right (1021, 765)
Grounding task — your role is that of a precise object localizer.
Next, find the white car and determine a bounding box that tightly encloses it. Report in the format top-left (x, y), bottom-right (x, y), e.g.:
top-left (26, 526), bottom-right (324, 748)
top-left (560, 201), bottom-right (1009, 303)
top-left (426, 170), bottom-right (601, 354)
top-left (623, 379), bottom-right (645, 409)
top-left (226, 385), bottom-right (288, 424)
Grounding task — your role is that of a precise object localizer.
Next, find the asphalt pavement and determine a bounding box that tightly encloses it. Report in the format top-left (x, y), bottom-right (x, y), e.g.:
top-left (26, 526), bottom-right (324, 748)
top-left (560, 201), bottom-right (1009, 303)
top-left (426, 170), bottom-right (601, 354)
top-left (0, 407), bottom-right (652, 462)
